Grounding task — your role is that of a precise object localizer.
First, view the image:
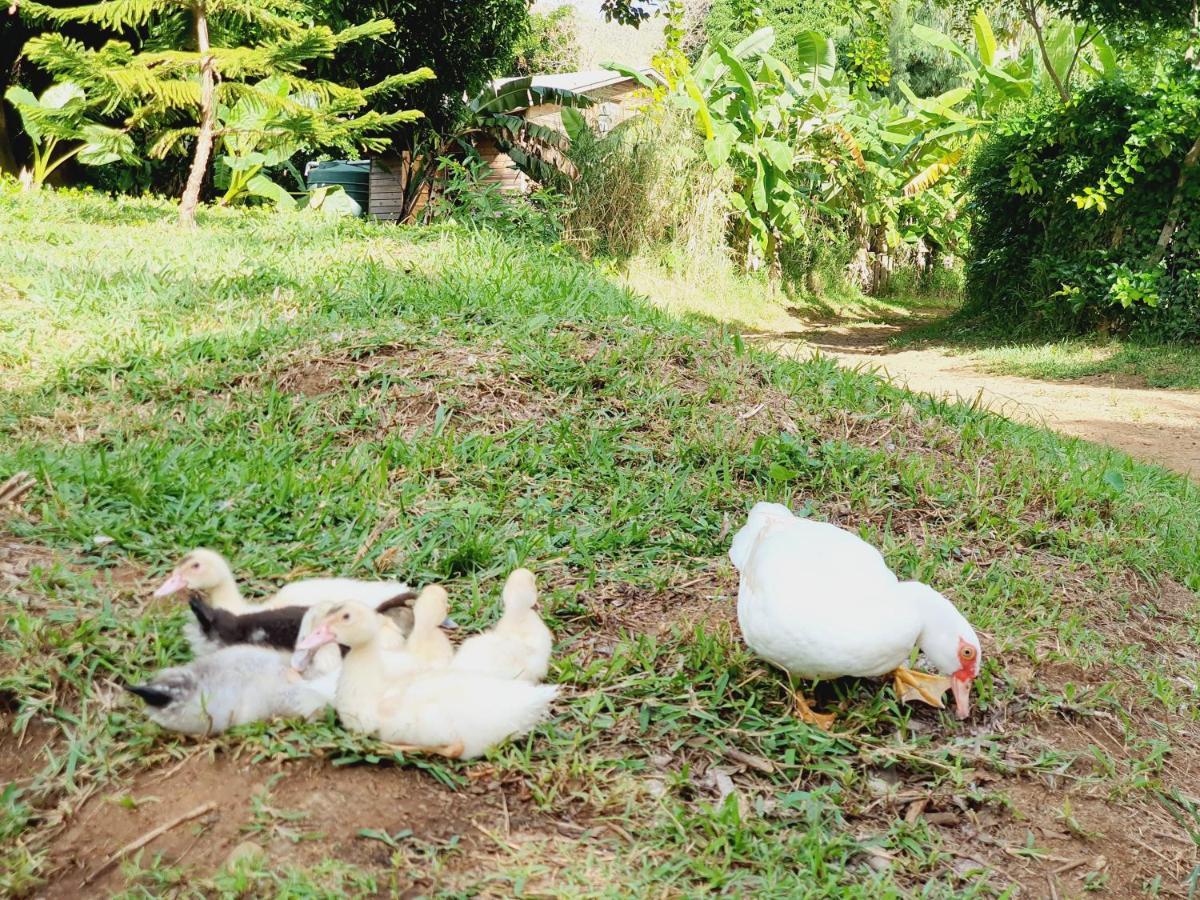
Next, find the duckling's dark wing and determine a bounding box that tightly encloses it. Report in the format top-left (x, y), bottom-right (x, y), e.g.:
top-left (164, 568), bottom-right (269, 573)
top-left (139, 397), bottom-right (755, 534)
top-left (123, 669), bottom-right (195, 707)
top-left (376, 590), bottom-right (418, 637)
top-left (188, 596), bottom-right (224, 639)
top-left (231, 604), bottom-right (309, 648)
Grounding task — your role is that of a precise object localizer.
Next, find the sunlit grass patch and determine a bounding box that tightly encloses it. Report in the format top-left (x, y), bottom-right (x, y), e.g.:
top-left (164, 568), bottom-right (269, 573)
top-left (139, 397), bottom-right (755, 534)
top-left (1, 189), bottom-right (1199, 896)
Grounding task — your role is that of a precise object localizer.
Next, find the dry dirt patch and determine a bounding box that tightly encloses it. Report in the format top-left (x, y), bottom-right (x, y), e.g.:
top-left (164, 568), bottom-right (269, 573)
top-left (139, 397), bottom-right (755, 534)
top-left (781, 322), bottom-right (1200, 479)
top-left (46, 751), bottom-right (592, 897)
top-left (269, 339), bottom-right (559, 439)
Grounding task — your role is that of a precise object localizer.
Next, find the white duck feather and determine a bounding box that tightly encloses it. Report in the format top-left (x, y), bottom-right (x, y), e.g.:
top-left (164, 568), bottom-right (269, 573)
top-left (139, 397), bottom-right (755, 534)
top-left (451, 569), bottom-right (553, 683)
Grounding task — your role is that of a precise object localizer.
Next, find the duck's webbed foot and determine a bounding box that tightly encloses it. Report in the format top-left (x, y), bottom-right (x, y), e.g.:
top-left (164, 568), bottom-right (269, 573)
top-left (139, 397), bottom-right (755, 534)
top-left (792, 687), bottom-right (836, 731)
top-left (892, 667), bottom-right (954, 708)
top-left (383, 740), bottom-right (465, 759)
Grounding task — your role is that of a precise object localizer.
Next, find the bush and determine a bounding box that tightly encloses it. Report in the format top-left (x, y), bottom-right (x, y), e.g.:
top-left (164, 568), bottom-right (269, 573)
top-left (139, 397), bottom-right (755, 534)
top-left (509, 6), bottom-right (581, 75)
top-left (562, 109), bottom-right (732, 263)
top-left (965, 65), bottom-right (1200, 339)
top-left (429, 156), bottom-right (567, 246)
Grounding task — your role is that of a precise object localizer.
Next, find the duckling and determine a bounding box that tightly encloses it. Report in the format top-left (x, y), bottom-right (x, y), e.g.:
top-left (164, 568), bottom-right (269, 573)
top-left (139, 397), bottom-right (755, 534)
top-left (264, 575), bottom-right (415, 611)
top-left (297, 601), bottom-right (557, 759)
top-left (153, 548), bottom-right (413, 612)
top-left (289, 596), bottom-right (413, 678)
top-left (187, 597), bottom-right (309, 657)
top-left (154, 549), bottom-right (248, 612)
top-left (123, 645), bottom-right (335, 735)
top-left (451, 569), bottom-right (553, 683)
top-left (405, 586), bottom-right (455, 667)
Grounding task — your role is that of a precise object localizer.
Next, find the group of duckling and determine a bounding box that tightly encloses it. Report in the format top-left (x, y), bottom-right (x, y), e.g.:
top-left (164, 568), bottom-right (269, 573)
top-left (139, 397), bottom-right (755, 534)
top-left (127, 550), bottom-right (556, 759)
top-left (126, 502), bottom-right (984, 756)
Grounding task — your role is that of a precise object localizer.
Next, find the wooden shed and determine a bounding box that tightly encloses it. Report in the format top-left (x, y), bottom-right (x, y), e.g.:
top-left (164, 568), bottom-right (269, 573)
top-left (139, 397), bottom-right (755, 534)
top-left (368, 68), bottom-right (663, 222)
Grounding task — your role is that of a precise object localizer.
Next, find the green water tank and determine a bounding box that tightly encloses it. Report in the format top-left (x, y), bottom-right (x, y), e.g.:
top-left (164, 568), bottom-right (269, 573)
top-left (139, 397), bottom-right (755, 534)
top-left (306, 160), bottom-right (370, 213)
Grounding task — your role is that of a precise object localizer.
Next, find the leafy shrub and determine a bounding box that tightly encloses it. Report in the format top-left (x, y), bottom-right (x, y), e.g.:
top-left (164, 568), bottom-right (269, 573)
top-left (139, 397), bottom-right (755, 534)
top-left (509, 6), bottom-right (582, 75)
top-left (778, 220), bottom-right (859, 297)
top-left (429, 156), bottom-right (567, 246)
top-left (965, 64), bottom-right (1200, 339)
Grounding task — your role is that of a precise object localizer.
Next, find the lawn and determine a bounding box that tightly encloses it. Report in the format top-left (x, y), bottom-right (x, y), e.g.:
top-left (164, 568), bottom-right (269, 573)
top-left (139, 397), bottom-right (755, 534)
top-left (2, 187), bottom-right (1200, 897)
top-left (896, 318), bottom-right (1200, 391)
top-left (966, 340), bottom-right (1200, 391)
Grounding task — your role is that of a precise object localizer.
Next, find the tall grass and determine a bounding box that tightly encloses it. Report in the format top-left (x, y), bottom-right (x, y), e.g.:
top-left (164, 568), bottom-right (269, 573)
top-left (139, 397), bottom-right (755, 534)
top-left (562, 108), bottom-right (732, 264)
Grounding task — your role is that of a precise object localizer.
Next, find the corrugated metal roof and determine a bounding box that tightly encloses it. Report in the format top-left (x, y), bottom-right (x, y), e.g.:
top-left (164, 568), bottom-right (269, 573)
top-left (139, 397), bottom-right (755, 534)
top-left (493, 67), bottom-right (664, 98)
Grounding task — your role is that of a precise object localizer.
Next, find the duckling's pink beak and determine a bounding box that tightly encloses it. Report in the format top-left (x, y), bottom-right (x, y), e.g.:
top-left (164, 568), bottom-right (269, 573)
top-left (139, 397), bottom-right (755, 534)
top-left (296, 623), bottom-right (336, 651)
top-left (152, 571), bottom-right (186, 598)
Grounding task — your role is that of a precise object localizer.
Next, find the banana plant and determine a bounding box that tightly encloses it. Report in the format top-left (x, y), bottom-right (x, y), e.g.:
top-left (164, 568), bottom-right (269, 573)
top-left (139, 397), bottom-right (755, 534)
top-left (4, 81), bottom-right (136, 187)
top-left (628, 26), bottom-right (850, 272)
top-left (1043, 20), bottom-right (1121, 87)
top-left (911, 10), bottom-right (1034, 120)
top-left (460, 76), bottom-right (594, 183)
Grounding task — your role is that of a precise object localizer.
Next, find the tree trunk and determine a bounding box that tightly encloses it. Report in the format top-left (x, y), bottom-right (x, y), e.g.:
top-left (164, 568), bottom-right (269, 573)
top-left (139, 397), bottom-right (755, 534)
top-left (1147, 133), bottom-right (1200, 267)
top-left (179, 1), bottom-right (215, 228)
top-left (0, 99), bottom-right (18, 175)
top-left (1020, 0), bottom-right (1070, 104)
top-left (767, 227), bottom-right (782, 291)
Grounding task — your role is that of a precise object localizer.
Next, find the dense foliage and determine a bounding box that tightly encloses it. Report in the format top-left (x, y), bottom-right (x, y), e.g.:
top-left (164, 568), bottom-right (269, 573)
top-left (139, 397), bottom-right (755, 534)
top-left (1048, 0), bottom-right (1195, 29)
top-left (1, 0), bottom-right (114, 174)
top-left (510, 6), bottom-right (582, 75)
top-left (705, 0), bottom-right (974, 98)
top-left (613, 9), bottom-right (1034, 292)
top-left (965, 65), bottom-right (1200, 338)
top-left (15, 0), bottom-right (433, 222)
top-left (306, 0), bottom-right (529, 130)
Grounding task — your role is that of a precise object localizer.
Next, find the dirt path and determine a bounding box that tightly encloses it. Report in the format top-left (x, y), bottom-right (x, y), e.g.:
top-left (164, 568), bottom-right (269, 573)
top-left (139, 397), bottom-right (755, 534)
top-left (773, 320), bottom-right (1200, 479)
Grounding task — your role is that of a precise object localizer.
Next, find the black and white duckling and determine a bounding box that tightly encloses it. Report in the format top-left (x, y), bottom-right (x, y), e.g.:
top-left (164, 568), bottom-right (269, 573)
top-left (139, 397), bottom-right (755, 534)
top-left (154, 549), bottom-right (247, 611)
top-left (123, 645), bottom-right (336, 735)
top-left (451, 569), bottom-right (553, 683)
top-left (296, 596), bottom-right (557, 759)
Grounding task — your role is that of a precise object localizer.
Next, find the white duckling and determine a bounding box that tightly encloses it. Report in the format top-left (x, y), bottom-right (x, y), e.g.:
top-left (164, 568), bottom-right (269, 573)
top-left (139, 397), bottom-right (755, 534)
top-left (451, 568), bottom-right (553, 683)
top-left (123, 645), bottom-right (335, 735)
top-left (297, 599), bottom-right (557, 759)
top-left (404, 586), bottom-right (455, 667)
top-left (290, 597), bottom-right (413, 678)
top-left (152, 548), bottom-right (412, 612)
top-left (729, 502), bottom-right (981, 729)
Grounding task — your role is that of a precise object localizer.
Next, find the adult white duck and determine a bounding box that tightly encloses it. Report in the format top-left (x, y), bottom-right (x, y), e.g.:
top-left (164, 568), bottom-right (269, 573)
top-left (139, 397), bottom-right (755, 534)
top-left (729, 502), bottom-right (981, 729)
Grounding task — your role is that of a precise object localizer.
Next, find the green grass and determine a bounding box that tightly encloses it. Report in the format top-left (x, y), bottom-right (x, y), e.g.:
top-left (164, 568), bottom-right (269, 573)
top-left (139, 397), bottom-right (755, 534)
top-left (895, 318), bottom-right (1200, 390)
top-left (966, 339), bottom-right (1200, 390)
top-left (2, 185), bottom-right (1200, 896)
top-left (621, 254), bottom-right (954, 335)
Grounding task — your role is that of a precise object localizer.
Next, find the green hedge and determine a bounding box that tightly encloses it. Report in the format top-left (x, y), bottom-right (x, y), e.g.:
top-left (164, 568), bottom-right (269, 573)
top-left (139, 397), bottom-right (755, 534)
top-left (964, 66), bottom-right (1200, 339)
